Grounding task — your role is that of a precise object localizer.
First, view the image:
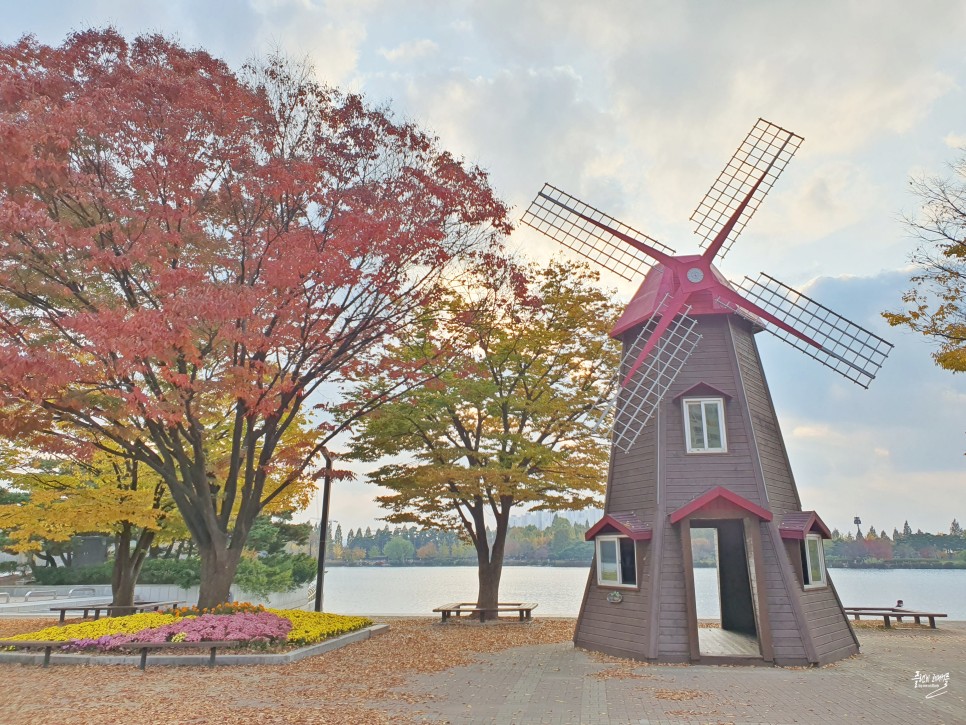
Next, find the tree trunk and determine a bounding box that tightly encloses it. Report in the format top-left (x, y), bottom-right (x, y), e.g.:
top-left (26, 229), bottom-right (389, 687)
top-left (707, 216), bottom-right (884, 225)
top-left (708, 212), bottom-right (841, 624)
top-left (472, 498), bottom-right (511, 618)
top-left (197, 545), bottom-right (242, 608)
top-left (476, 555), bottom-right (504, 615)
top-left (111, 522), bottom-right (155, 608)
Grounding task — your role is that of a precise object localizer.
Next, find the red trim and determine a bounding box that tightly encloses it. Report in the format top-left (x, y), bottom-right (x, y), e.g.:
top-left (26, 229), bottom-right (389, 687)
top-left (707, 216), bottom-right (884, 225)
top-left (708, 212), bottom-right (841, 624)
top-left (669, 486), bottom-right (773, 524)
top-left (584, 513), bottom-right (653, 541)
top-left (779, 511), bottom-right (832, 540)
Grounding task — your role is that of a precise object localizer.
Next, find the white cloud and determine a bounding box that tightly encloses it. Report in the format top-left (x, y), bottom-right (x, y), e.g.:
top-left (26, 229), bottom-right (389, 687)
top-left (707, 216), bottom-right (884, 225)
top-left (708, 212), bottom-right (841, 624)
top-left (379, 39), bottom-right (438, 63)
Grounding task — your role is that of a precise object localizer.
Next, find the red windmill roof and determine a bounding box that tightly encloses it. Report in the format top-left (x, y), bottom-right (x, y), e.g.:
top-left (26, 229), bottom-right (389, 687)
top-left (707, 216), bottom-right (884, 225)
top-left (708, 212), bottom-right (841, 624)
top-left (611, 258), bottom-right (754, 338)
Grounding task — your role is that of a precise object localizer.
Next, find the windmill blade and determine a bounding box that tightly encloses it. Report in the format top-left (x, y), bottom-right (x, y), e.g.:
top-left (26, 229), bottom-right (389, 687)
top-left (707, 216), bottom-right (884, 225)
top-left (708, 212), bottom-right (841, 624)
top-left (691, 119), bottom-right (803, 260)
top-left (734, 273), bottom-right (894, 388)
top-left (611, 297), bottom-right (702, 452)
top-left (522, 183), bottom-right (675, 282)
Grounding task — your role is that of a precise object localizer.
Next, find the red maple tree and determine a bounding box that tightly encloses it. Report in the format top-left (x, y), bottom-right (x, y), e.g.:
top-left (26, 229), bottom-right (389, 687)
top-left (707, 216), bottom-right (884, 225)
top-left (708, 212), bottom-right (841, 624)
top-left (0, 30), bottom-right (509, 606)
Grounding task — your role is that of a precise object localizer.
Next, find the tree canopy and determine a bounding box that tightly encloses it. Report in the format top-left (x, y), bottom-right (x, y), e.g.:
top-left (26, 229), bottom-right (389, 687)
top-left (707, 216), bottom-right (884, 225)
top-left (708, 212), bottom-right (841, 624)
top-left (0, 29), bottom-right (509, 605)
top-left (349, 259), bottom-right (621, 609)
top-left (884, 149), bottom-right (966, 373)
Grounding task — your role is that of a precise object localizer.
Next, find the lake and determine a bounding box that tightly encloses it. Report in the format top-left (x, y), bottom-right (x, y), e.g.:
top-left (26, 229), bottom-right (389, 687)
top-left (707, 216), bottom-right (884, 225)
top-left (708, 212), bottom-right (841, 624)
top-left (318, 566), bottom-right (966, 619)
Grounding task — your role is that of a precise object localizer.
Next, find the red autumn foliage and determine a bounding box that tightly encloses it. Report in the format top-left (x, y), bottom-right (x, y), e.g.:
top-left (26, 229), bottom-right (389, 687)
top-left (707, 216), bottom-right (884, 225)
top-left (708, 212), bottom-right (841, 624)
top-left (0, 29), bottom-right (509, 606)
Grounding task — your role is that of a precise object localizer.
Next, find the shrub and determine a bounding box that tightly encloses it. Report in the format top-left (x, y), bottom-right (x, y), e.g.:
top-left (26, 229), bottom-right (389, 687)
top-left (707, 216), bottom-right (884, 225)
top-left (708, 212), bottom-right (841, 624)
top-left (32, 563), bottom-right (113, 585)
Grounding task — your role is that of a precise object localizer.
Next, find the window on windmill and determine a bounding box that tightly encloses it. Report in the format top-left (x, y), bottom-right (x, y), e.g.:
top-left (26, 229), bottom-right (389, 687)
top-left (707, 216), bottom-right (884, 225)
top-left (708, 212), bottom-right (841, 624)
top-left (596, 535), bottom-right (637, 587)
top-left (683, 398), bottom-right (727, 453)
top-left (800, 533), bottom-right (827, 589)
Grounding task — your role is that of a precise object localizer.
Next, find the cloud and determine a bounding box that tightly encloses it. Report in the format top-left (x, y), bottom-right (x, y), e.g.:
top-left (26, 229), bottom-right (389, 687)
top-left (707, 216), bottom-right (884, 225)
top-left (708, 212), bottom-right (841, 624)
top-left (379, 39), bottom-right (438, 63)
top-left (759, 270), bottom-right (965, 532)
top-left (3, 0), bottom-right (965, 533)
top-left (945, 133), bottom-right (966, 149)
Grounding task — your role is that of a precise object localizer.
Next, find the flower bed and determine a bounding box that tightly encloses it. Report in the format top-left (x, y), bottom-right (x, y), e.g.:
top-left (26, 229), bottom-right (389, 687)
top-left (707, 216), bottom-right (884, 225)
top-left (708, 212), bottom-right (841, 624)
top-left (5, 605), bottom-right (372, 653)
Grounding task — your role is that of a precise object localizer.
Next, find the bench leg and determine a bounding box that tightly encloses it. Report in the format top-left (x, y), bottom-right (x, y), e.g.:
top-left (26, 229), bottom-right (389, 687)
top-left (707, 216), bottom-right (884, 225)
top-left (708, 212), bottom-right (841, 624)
top-left (43, 646), bottom-right (51, 668)
top-left (59, 611), bottom-right (66, 624)
top-left (139, 648), bottom-right (149, 670)
top-left (883, 616), bottom-right (891, 628)
top-left (209, 647), bottom-right (217, 668)
top-left (913, 616), bottom-right (921, 624)
top-left (929, 617), bottom-right (936, 628)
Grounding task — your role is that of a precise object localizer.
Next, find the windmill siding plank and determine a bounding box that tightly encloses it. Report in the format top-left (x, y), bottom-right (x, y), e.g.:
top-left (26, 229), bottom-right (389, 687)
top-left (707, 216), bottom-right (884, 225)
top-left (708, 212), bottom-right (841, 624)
top-left (801, 584), bottom-right (857, 658)
top-left (757, 523), bottom-right (808, 662)
top-left (731, 328), bottom-right (801, 515)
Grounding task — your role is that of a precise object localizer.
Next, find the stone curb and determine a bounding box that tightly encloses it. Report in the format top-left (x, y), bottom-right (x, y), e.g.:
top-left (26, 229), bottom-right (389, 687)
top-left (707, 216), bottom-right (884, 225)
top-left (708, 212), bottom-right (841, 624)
top-left (0, 623), bottom-right (389, 667)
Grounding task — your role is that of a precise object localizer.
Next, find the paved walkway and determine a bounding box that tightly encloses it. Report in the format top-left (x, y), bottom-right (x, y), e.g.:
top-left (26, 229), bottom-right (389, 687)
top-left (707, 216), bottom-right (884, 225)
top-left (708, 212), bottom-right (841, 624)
top-left (391, 623), bottom-right (966, 724)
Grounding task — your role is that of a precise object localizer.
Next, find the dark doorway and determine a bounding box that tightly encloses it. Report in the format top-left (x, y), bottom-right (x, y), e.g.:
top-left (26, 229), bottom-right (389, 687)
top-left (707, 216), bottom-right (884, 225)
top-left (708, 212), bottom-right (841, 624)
top-left (690, 519), bottom-right (759, 657)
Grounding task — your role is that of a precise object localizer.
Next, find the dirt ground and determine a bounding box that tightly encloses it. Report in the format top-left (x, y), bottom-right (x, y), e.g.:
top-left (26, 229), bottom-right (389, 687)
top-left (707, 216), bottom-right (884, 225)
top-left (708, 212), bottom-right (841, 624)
top-left (0, 616), bottom-right (576, 725)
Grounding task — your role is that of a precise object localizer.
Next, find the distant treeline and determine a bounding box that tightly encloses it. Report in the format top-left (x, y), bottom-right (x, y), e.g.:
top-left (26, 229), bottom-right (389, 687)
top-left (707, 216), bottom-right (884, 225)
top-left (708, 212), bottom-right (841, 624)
top-left (323, 517), bottom-right (966, 569)
top-left (323, 516), bottom-right (593, 565)
top-left (822, 519), bottom-right (966, 568)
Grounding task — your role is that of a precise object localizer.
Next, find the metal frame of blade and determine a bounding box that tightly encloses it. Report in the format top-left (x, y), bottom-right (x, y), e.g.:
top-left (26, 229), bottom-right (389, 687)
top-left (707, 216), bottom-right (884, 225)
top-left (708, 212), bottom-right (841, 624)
top-left (612, 297), bottom-right (702, 452)
top-left (521, 183), bottom-right (674, 282)
top-left (735, 273), bottom-right (894, 388)
top-left (691, 119), bottom-right (803, 259)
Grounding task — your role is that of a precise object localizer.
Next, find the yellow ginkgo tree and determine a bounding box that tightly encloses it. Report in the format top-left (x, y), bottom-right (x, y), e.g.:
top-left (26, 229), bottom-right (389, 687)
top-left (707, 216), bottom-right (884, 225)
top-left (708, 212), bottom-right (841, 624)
top-left (0, 443), bottom-right (169, 607)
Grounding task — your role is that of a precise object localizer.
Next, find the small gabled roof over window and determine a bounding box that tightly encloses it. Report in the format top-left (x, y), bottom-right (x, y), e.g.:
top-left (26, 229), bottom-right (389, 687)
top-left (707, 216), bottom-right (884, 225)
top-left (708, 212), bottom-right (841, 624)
top-left (674, 383), bottom-right (733, 403)
top-left (668, 486), bottom-right (773, 524)
top-left (672, 382), bottom-right (732, 403)
top-left (779, 511), bottom-right (832, 540)
top-left (585, 512), bottom-right (653, 541)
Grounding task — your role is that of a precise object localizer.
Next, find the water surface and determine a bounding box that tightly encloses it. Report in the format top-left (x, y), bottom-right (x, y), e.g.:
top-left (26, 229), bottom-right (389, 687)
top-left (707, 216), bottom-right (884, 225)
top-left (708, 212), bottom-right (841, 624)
top-left (318, 566), bottom-right (965, 619)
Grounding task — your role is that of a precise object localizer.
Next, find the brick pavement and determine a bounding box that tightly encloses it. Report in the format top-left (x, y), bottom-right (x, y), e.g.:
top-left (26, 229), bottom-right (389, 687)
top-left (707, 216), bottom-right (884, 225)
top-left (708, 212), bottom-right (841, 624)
top-left (389, 623), bottom-right (966, 724)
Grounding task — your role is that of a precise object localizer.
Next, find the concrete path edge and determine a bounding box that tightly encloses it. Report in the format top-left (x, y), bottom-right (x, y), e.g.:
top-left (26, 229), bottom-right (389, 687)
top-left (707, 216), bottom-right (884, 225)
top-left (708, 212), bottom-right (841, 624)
top-left (0, 623), bottom-right (389, 667)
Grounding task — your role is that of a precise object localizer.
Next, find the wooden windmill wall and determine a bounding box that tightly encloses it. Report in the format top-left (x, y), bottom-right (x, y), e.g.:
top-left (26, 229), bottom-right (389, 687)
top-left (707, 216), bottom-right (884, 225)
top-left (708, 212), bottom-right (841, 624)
top-left (575, 313), bottom-right (858, 665)
top-left (522, 119), bottom-right (893, 666)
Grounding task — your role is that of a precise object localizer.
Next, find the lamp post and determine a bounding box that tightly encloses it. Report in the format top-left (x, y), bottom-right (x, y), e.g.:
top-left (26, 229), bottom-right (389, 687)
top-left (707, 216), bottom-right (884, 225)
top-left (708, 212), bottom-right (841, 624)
top-left (853, 516), bottom-right (862, 539)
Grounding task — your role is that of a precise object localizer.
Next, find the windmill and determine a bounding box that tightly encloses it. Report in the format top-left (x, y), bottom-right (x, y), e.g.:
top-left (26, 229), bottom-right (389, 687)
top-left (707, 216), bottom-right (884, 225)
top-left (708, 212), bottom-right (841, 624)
top-left (522, 119), bottom-right (892, 666)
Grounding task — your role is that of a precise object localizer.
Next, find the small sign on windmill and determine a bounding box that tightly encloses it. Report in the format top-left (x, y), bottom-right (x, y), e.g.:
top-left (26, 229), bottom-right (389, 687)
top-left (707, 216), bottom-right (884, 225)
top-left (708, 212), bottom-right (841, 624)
top-left (523, 119), bottom-right (892, 666)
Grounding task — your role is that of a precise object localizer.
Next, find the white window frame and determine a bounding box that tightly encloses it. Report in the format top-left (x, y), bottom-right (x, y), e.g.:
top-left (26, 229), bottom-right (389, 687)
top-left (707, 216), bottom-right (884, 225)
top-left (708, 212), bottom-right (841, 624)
top-left (802, 533), bottom-right (828, 589)
top-left (595, 535), bottom-right (637, 588)
top-left (683, 397), bottom-right (727, 453)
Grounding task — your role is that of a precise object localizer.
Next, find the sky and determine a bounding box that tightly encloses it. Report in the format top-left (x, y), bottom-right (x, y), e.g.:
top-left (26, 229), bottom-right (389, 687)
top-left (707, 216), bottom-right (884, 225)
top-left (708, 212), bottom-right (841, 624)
top-left (3, 1), bottom-right (965, 536)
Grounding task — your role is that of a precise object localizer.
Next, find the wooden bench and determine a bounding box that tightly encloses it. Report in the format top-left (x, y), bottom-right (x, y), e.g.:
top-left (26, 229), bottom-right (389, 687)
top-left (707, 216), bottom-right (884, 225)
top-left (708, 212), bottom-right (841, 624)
top-left (433, 601), bottom-right (538, 623)
top-left (113, 640), bottom-right (238, 670)
top-left (844, 607), bottom-right (948, 629)
top-left (50, 600), bottom-right (181, 624)
top-left (0, 640), bottom-right (62, 667)
top-left (0, 639), bottom-right (237, 669)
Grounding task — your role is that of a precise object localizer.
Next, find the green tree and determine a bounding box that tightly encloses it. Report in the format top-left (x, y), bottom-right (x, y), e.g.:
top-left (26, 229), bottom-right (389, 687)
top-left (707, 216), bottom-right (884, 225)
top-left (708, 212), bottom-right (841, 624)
top-left (884, 150), bottom-right (966, 373)
top-left (384, 536), bottom-right (415, 564)
top-left (350, 259), bottom-right (621, 612)
top-left (952, 519), bottom-right (963, 536)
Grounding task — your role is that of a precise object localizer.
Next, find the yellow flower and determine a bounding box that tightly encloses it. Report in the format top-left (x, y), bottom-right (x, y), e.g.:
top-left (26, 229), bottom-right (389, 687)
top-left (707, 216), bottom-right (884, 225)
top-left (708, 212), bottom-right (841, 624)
top-left (6, 612), bottom-right (177, 642)
top-left (268, 610), bottom-right (372, 646)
